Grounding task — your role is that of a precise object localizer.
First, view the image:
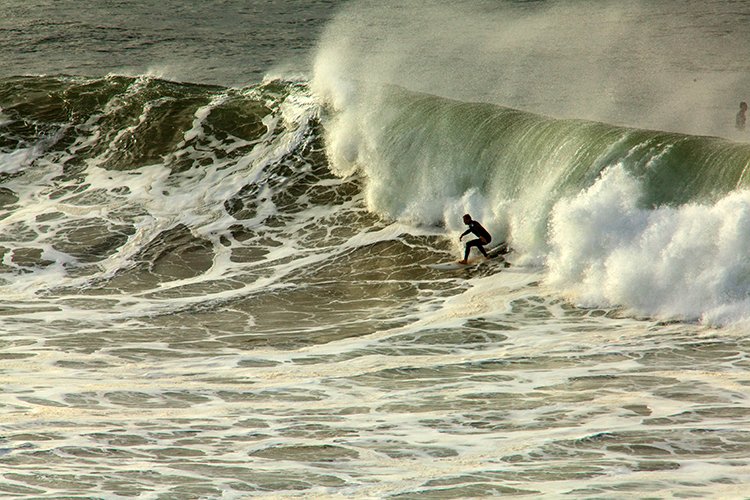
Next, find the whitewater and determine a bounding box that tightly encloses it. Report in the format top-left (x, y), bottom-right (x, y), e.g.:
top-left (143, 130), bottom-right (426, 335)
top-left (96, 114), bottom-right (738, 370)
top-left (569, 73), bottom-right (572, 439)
top-left (1, 0), bottom-right (750, 498)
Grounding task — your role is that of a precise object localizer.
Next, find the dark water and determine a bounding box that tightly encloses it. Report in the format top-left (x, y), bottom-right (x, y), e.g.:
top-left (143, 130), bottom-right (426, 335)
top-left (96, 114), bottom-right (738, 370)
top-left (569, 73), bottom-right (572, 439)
top-left (1, 0), bottom-right (337, 86)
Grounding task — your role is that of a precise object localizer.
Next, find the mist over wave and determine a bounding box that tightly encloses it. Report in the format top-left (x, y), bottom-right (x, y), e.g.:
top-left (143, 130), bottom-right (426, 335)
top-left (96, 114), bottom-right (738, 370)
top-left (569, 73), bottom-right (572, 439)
top-left (312, 0), bottom-right (750, 137)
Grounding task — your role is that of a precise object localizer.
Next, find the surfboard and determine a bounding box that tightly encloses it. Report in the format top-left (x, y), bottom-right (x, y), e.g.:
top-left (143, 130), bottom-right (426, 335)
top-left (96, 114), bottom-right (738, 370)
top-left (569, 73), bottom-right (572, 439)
top-left (428, 261), bottom-right (474, 270)
top-left (427, 243), bottom-right (510, 271)
top-left (487, 244), bottom-right (509, 259)
top-left (428, 254), bottom-right (506, 271)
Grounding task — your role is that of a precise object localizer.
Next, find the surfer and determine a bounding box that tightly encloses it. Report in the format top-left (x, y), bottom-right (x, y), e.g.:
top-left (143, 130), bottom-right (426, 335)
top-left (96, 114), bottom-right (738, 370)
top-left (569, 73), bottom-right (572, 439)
top-left (458, 214), bottom-right (491, 264)
top-left (737, 101), bottom-right (747, 130)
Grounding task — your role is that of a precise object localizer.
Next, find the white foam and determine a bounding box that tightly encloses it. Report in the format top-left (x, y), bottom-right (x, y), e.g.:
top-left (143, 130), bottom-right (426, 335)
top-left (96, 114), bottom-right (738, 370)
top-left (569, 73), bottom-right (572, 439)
top-left (546, 165), bottom-right (750, 325)
top-left (0, 148), bottom-right (33, 174)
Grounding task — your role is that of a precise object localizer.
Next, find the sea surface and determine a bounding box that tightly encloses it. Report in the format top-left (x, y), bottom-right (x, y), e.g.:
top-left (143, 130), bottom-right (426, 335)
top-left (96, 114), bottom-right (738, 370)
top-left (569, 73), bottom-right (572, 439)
top-left (2, 0), bottom-right (750, 498)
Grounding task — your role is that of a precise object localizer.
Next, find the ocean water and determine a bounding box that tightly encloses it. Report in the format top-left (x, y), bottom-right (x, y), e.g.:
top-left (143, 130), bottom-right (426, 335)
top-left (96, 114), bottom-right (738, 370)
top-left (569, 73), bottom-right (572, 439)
top-left (2, 0), bottom-right (750, 498)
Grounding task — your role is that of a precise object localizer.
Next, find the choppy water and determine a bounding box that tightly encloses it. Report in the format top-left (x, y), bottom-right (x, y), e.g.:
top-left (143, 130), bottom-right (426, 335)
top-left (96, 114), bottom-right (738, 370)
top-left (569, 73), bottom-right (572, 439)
top-left (2, 1), bottom-right (750, 498)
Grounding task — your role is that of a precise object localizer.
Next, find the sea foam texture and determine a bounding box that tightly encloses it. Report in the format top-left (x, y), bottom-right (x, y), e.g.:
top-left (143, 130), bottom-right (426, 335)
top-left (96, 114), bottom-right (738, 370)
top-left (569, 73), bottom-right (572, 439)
top-left (548, 165), bottom-right (750, 325)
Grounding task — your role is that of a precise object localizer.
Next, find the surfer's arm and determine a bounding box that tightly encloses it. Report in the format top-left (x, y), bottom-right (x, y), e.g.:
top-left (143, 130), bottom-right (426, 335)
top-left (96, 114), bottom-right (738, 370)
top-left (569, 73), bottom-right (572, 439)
top-left (460, 228), bottom-right (472, 240)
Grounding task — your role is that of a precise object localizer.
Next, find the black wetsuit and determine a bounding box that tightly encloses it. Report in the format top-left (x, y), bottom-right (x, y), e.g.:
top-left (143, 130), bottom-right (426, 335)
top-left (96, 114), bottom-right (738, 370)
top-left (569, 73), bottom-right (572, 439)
top-left (461, 220), bottom-right (492, 261)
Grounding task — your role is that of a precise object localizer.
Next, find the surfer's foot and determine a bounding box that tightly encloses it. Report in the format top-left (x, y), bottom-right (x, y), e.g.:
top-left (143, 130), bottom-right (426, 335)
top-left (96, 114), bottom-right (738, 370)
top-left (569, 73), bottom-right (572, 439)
top-left (458, 260), bottom-right (468, 265)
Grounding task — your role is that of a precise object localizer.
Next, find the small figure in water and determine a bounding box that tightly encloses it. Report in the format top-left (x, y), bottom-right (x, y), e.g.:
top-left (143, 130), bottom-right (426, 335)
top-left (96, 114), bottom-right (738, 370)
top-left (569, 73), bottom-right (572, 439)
top-left (459, 213), bottom-right (492, 264)
top-left (737, 101), bottom-right (747, 130)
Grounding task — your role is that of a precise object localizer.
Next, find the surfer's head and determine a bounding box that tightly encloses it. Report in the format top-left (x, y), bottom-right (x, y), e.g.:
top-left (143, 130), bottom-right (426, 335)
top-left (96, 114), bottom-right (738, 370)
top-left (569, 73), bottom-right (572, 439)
top-left (463, 214), bottom-right (472, 225)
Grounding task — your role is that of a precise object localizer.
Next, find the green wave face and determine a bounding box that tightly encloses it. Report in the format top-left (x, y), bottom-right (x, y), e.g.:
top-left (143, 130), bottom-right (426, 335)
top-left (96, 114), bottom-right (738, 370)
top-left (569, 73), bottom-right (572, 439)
top-left (317, 83), bottom-right (750, 251)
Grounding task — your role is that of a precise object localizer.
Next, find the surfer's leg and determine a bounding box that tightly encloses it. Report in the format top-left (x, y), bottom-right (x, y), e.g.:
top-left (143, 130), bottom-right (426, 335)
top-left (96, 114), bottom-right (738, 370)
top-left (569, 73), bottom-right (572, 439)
top-left (478, 245), bottom-right (489, 258)
top-left (464, 239), bottom-right (483, 261)
top-left (477, 237), bottom-right (490, 258)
